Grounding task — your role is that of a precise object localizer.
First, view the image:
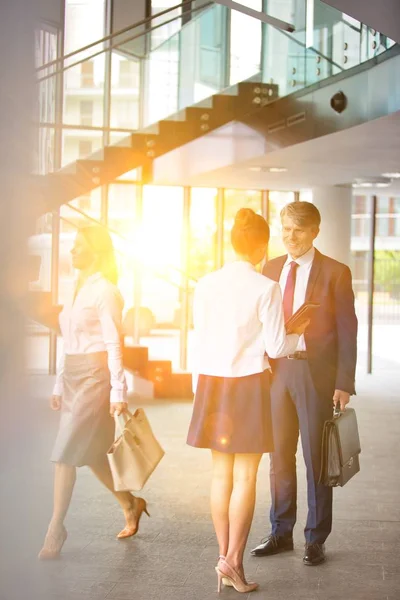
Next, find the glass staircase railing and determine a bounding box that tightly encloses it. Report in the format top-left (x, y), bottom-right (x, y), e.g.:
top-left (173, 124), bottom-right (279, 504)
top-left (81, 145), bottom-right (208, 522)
top-left (36, 0), bottom-right (397, 170)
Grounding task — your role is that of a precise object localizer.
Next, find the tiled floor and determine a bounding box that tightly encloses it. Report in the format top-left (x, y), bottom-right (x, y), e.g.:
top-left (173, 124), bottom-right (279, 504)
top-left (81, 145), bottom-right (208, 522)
top-left (1, 369), bottom-right (399, 600)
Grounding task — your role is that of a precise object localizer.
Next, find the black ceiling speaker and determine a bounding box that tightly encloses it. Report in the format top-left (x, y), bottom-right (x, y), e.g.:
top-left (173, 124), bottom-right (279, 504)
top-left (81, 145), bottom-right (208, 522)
top-left (330, 91), bottom-right (347, 114)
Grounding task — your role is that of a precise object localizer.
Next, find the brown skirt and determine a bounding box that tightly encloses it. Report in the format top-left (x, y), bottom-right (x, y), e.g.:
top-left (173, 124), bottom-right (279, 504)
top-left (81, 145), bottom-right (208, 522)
top-left (187, 370), bottom-right (273, 454)
top-left (51, 352), bottom-right (114, 467)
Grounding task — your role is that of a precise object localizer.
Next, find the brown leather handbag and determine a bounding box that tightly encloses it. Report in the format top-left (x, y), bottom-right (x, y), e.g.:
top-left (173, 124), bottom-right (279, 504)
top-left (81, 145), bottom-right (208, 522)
top-left (319, 405), bottom-right (361, 487)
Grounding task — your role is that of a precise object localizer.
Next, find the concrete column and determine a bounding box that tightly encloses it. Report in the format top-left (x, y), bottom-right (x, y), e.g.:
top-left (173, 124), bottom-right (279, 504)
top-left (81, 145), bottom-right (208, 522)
top-left (312, 185), bottom-right (352, 266)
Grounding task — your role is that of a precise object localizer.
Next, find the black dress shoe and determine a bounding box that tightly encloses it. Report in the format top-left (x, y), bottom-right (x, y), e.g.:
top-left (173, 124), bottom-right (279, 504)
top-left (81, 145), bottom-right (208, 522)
top-left (303, 543), bottom-right (326, 566)
top-left (250, 534), bottom-right (294, 557)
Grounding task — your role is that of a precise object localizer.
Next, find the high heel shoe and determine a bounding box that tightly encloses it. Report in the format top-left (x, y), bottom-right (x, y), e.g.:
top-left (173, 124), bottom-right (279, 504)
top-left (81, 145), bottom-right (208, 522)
top-left (117, 497), bottom-right (150, 539)
top-left (216, 559), bottom-right (258, 594)
top-left (215, 556), bottom-right (232, 587)
top-left (38, 526), bottom-right (68, 560)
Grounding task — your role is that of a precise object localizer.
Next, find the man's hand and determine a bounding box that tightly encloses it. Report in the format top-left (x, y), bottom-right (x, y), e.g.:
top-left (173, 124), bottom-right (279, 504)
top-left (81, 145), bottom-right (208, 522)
top-left (333, 389), bottom-right (350, 412)
top-left (50, 395), bottom-right (62, 411)
top-left (110, 402), bottom-right (128, 417)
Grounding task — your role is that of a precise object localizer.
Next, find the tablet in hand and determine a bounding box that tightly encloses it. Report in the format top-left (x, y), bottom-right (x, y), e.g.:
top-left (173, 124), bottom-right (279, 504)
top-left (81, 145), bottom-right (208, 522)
top-left (285, 302), bottom-right (320, 334)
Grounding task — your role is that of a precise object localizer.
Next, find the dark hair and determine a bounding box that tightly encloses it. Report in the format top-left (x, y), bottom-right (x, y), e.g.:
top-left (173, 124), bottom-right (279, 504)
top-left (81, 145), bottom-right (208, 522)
top-left (79, 225), bottom-right (118, 285)
top-left (280, 201), bottom-right (321, 227)
top-left (231, 208), bottom-right (270, 256)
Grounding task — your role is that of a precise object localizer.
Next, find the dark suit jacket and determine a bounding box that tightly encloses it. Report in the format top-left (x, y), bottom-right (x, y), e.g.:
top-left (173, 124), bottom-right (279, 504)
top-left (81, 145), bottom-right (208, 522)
top-left (262, 248), bottom-right (358, 399)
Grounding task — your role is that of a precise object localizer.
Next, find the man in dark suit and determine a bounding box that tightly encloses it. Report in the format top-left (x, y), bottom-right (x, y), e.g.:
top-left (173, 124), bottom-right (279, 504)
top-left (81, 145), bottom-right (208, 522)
top-left (251, 201), bottom-right (357, 565)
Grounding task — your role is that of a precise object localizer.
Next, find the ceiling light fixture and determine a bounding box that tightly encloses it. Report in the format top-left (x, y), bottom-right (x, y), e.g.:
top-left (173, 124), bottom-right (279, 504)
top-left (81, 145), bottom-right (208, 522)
top-left (248, 166), bottom-right (288, 173)
top-left (382, 172), bottom-right (400, 179)
top-left (352, 176), bottom-right (392, 189)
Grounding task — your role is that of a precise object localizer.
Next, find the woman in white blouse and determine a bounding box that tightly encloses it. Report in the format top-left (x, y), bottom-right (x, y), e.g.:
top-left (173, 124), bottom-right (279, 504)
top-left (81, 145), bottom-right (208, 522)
top-left (39, 226), bottom-right (148, 560)
top-left (187, 209), bottom-right (308, 593)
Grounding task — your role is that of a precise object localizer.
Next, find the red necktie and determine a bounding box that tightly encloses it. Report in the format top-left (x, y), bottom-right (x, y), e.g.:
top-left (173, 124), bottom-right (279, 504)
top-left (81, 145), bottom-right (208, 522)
top-left (283, 261), bottom-right (299, 322)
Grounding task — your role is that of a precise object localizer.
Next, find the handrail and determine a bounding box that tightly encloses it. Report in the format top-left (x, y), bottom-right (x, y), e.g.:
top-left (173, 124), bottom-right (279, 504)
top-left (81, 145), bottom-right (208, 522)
top-left (36, 0), bottom-right (348, 86)
top-left (37, 0), bottom-right (213, 73)
top-left (64, 203), bottom-right (197, 285)
top-left (278, 28), bottom-right (345, 72)
top-left (37, 1), bottom-right (213, 84)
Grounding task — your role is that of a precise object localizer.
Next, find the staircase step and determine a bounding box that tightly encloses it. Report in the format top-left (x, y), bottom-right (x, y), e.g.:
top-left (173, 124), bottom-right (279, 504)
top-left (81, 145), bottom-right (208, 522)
top-left (210, 94), bottom-right (237, 120)
top-left (237, 82), bottom-right (279, 116)
top-left (157, 119), bottom-right (194, 148)
top-left (184, 106), bottom-right (224, 137)
top-left (146, 360), bottom-right (173, 397)
top-left (162, 372), bottom-right (193, 399)
top-left (122, 345), bottom-right (149, 377)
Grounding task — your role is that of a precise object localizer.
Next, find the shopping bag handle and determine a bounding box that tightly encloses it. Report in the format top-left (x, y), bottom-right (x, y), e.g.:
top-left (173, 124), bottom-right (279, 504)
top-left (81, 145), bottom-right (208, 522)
top-left (114, 410), bottom-right (133, 433)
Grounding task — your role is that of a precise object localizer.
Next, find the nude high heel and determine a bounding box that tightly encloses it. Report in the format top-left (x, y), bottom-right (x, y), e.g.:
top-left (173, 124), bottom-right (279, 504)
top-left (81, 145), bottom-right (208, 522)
top-left (215, 556), bottom-right (233, 587)
top-left (117, 497), bottom-right (150, 539)
top-left (38, 526), bottom-right (68, 560)
top-left (216, 559), bottom-right (258, 594)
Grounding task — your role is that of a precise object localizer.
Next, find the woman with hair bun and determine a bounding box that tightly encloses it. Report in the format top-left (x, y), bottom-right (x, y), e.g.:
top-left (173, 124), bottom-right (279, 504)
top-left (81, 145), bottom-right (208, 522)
top-left (187, 208), bottom-right (308, 593)
top-left (39, 225), bottom-right (148, 560)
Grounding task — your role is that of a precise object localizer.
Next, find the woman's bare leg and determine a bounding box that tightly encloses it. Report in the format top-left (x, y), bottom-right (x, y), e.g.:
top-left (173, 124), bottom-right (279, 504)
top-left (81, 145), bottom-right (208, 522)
top-left (211, 451), bottom-right (234, 558)
top-left (89, 455), bottom-right (145, 535)
top-left (49, 462), bottom-right (76, 531)
top-left (39, 462), bottom-right (76, 557)
top-left (225, 453), bottom-right (262, 573)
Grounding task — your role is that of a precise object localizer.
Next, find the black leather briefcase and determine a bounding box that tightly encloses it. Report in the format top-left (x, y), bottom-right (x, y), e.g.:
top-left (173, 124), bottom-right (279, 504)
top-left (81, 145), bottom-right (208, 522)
top-left (319, 406), bottom-right (361, 487)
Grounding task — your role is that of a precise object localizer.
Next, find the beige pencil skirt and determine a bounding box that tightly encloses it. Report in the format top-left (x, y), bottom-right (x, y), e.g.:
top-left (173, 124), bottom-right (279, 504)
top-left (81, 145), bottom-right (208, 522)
top-left (51, 352), bottom-right (114, 467)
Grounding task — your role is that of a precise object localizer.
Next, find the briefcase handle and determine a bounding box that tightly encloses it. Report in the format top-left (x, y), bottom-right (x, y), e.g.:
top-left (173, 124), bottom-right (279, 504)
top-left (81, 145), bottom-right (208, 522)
top-left (333, 401), bottom-right (341, 418)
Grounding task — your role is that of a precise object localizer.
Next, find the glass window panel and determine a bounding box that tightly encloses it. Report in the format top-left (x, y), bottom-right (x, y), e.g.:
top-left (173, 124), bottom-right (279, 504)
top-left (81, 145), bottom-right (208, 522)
top-left (377, 197), bottom-right (389, 214)
top-left (230, 1), bottom-right (262, 85)
top-left (145, 35), bottom-right (179, 125)
top-left (79, 100), bottom-right (94, 127)
top-left (26, 214), bottom-right (55, 371)
top-left (109, 131), bottom-right (133, 146)
top-left (151, 0), bottom-right (182, 49)
top-left (392, 198), bottom-right (400, 214)
top-left (61, 189), bottom-right (102, 227)
top-left (116, 168), bottom-right (140, 181)
top-left (107, 183), bottom-right (137, 237)
top-left (110, 55), bottom-right (140, 130)
top-left (189, 188), bottom-right (217, 279)
top-left (63, 1), bottom-right (106, 128)
top-left (81, 61), bottom-right (94, 87)
top-left (353, 194), bottom-right (367, 214)
top-left (62, 129), bottom-right (103, 165)
top-left (376, 215), bottom-right (389, 236)
top-left (140, 185), bottom-right (183, 320)
top-left (178, 4), bottom-right (228, 110)
top-left (64, 0), bottom-right (106, 53)
top-left (223, 190), bottom-right (262, 264)
top-left (109, 232), bottom-right (136, 315)
top-left (137, 185), bottom-right (184, 368)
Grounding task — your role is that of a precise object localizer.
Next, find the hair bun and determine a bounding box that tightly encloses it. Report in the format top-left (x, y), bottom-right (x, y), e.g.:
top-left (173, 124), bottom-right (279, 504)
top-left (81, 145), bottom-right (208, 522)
top-left (234, 208), bottom-right (257, 231)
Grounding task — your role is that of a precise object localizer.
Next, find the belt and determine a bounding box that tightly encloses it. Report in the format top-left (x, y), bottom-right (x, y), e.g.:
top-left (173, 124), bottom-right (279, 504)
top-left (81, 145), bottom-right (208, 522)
top-left (287, 351), bottom-right (308, 360)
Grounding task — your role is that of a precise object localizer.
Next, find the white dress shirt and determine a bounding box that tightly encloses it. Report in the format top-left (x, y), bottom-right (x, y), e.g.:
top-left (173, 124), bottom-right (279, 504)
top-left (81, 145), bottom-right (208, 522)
top-left (53, 273), bottom-right (127, 403)
top-left (278, 246), bottom-right (315, 351)
top-left (191, 261), bottom-right (299, 393)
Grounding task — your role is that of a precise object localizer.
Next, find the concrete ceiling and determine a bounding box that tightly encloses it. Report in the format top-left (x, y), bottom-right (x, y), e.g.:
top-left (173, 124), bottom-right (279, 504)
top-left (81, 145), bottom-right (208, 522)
top-left (152, 111), bottom-right (400, 194)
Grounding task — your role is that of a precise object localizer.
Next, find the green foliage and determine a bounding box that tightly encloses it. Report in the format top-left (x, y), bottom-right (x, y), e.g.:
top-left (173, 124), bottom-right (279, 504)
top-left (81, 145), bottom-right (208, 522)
top-left (374, 251), bottom-right (400, 297)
